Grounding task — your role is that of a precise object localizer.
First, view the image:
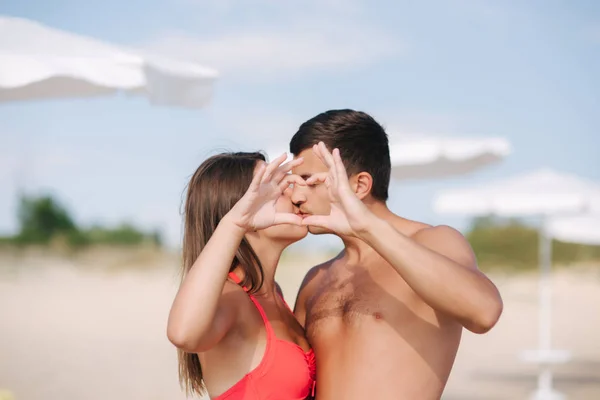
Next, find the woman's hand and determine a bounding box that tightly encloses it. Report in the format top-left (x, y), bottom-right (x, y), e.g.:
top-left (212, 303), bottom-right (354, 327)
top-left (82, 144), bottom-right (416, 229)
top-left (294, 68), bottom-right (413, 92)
top-left (227, 153), bottom-right (306, 231)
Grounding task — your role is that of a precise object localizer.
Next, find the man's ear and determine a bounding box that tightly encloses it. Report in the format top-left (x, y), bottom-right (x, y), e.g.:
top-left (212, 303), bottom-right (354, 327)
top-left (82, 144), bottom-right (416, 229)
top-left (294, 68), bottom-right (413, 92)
top-left (350, 172), bottom-right (373, 200)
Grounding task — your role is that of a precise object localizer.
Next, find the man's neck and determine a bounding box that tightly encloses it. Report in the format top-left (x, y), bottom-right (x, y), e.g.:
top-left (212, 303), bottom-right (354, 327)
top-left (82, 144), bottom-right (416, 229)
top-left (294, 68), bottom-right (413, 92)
top-left (340, 200), bottom-right (397, 265)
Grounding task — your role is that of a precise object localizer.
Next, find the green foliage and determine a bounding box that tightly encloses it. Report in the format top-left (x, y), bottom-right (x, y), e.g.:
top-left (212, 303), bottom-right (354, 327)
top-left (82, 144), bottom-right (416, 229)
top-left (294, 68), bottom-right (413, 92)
top-left (15, 194), bottom-right (78, 245)
top-left (84, 224), bottom-right (162, 247)
top-left (466, 216), bottom-right (600, 270)
top-left (6, 193), bottom-right (162, 250)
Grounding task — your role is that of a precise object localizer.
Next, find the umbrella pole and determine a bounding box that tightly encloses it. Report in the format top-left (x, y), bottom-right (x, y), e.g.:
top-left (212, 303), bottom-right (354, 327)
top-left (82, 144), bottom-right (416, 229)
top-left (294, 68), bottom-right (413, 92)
top-left (539, 218), bottom-right (552, 353)
top-left (531, 218), bottom-right (564, 400)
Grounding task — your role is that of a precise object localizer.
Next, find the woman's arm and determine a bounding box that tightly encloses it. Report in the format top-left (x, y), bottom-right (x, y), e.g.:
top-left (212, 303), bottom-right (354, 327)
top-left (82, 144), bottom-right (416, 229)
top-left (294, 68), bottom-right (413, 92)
top-left (167, 216), bottom-right (246, 353)
top-left (166, 154), bottom-right (305, 353)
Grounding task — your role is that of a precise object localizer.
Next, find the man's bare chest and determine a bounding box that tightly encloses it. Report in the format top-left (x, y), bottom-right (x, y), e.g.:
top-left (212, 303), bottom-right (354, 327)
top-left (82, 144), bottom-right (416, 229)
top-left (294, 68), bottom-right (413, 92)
top-left (304, 266), bottom-right (412, 336)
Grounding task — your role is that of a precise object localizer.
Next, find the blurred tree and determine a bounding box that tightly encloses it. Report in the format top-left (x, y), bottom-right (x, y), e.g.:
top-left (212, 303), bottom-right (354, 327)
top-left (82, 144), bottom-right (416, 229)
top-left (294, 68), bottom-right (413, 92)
top-left (85, 223), bottom-right (156, 246)
top-left (15, 194), bottom-right (80, 245)
top-left (466, 216), bottom-right (600, 271)
top-left (8, 194), bottom-right (162, 249)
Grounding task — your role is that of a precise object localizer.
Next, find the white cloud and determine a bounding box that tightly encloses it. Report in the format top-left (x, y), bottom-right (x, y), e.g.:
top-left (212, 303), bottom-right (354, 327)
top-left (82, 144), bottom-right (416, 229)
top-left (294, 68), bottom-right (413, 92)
top-left (219, 109), bottom-right (299, 147)
top-left (147, 29), bottom-right (400, 81)
top-left (145, 1), bottom-right (401, 81)
top-left (369, 109), bottom-right (483, 139)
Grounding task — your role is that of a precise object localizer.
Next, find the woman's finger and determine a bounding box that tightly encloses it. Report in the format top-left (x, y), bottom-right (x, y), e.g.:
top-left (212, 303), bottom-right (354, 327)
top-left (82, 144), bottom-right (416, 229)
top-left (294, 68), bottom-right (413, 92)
top-left (305, 172), bottom-right (328, 186)
top-left (248, 162), bottom-right (267, 191)
top-left (278, 174), bottom-right (307, 191)
top-left (263, 153), bottom-right (288, 183)
top-left (272, 157), bottom-right (303, 183)
top-left (280, 157), bottom-right (304, 172)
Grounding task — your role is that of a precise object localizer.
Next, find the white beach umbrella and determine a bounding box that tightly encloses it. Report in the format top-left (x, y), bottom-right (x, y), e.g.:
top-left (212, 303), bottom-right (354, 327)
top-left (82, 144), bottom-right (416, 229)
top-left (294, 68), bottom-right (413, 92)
top-left (548, 214), bottom-right (600, 246)
top-left (0, 15), bottom-right (218, 108)
top-left (387, 136), bottom-right (510, 180)
top-left (433, 168), bottom-right (600, 400)
top-left (266, 136), bottom-right (511, 180)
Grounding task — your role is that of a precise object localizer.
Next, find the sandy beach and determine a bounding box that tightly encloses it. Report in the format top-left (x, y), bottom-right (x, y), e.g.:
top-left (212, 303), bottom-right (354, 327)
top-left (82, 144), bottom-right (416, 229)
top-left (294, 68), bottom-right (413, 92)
top-left (1, 250), bottom-right (599, 400)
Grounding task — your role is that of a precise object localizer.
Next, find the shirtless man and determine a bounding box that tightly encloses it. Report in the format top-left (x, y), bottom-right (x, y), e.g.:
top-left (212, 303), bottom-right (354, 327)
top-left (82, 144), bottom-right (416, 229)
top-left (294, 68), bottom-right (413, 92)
top-left (289, 110), bottom-right (504, 400)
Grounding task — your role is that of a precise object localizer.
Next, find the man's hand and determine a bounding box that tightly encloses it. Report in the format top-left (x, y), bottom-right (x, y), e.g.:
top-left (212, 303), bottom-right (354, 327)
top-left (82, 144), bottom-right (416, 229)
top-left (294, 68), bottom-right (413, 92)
top-left (301, 142), bottom-right (372, 236)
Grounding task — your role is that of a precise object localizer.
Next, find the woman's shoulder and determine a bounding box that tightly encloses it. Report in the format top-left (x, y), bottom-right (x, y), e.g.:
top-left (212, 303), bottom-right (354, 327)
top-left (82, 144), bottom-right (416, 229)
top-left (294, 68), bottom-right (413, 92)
top-left (220, 281), bottom-right (263, 337)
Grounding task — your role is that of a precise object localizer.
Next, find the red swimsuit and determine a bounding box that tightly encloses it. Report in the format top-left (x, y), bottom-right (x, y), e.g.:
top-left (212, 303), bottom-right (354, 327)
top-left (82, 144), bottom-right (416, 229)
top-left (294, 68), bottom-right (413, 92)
top-left (212, 272), bottom-right (316, 400)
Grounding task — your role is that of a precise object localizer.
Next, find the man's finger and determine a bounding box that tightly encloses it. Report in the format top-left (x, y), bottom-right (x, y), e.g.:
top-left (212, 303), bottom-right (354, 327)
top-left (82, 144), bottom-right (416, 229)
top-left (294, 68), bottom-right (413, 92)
top-left (301, 215), bottom-right (330, 228)
top-left (332, 148), bottom-right (350, 184)
top-left (317, 142), bottom-right (338, 186)
top-left (312, 143), bottom-right (329, 167)
top-left (318, 142), bottom-right (336, 171)
top-left (272, 213), bottom-right (303, 226)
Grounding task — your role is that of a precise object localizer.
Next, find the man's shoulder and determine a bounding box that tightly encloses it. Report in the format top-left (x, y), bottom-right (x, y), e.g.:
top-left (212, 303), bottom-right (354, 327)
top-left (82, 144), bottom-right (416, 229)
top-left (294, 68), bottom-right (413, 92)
top-left (302, 257), bottom-right (335, 282)
top-left (411, 224), bottom-right (466, 243)
top-left (298, 253), bottom-right (340, 291)
top-left (384, 214), bottom-right (469, 248)
top-left (411, 224), bottom-right (476, 269)
top-left (385, 214), bottom-right (433, 238)
top-left (294, 255), bottom-right (339, 313)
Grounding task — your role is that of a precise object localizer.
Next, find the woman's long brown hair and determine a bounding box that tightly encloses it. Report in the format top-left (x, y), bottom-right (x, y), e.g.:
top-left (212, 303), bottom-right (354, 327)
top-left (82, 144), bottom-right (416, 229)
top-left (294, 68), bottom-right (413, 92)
top-left (178, 152), bottom-right (266, 396)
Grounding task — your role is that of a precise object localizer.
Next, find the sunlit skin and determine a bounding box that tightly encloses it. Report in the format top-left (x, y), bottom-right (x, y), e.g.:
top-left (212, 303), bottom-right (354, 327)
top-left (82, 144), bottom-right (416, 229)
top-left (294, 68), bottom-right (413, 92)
top-left (289, 148), bottom-right (332, 235)
top-left (291, 143), bottom-right (503, 400)
top-left (167, 154), bottom-right (315, 399)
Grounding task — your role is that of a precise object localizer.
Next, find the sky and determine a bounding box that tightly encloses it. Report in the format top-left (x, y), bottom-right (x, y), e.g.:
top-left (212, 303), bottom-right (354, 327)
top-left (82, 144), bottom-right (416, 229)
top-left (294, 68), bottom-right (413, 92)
top-left (1, 0), bottom-right (599, 249)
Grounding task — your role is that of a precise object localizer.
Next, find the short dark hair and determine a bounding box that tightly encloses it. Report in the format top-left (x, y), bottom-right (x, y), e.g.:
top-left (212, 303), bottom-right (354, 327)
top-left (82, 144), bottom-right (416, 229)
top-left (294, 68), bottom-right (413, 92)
top-left (290, 109), bottom-right (391, 201)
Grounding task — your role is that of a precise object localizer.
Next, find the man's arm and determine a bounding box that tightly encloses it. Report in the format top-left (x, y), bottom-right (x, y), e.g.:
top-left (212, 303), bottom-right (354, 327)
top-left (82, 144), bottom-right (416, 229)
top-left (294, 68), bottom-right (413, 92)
top-left (359, 218), bottom-right (503, 334)
top-left (301, 142), bottom-right (502, 334)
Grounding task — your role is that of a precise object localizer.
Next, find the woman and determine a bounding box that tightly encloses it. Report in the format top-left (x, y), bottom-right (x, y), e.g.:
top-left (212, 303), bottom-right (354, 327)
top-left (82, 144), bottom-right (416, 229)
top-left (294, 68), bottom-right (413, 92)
top-left (167, 151), bottom-right (316, 400)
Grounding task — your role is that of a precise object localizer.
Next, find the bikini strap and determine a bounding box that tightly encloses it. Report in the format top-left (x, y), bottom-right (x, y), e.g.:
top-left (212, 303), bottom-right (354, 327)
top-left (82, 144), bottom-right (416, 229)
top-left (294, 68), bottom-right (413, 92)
top-left (247, 296), bottom-right (275, 338)
top-left (228, 271), bottom-right (249, 292)
top-left (228, 272), bottom-right (275, 338)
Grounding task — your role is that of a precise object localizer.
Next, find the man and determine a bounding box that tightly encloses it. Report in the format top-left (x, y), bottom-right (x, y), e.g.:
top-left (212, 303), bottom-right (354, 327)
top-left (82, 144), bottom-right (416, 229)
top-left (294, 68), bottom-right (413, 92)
top-left (289, 110), bottom-right (503, 400)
